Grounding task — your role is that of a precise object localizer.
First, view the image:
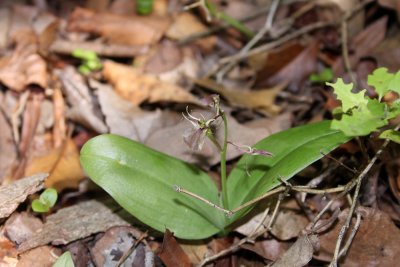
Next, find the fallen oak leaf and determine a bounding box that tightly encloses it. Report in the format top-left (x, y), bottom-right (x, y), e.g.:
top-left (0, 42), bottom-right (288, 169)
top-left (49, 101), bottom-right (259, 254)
top-left (103, 61), bottom-right (201, 106)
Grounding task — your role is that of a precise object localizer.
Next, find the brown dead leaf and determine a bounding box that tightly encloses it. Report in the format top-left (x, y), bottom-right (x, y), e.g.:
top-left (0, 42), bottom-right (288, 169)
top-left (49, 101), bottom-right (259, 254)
top-left (18, 200), bottom-right (131, 252)
top-left (94, 80), bottom-right (180, 142)
top-left (0, 173), bottom-right (47, 219)
top-left (370, 34), bottom-right (400, 72)
top-left (272, 234), bottom-right (319, 267)
top-left (242, 238), bottom-right (291, 262)
top-left (67, 7), bottom-right (171, 46)
top-left (91, 226), bottom-right (152, 267)
top-left (195, 78), bottom-right (286, 116)
top-left (57, 66), bottom-right (108, 133)
top-left (333, 16), bottom-right (388, 76)
top-left (52, 87), bottom-right (66, 148)
top-left (141, 40), bottom-right (183, 75)
top-left (24, 138), bottom-right (84, 191)
top-left (316, 207), bottom-right (400, 266)
top-left (256, 41), bottom-right (319, 91)
top-left (0, 228), bottom-right (19, 266)
top-left (157, 229), bottom-right (191, 267)
top-left (180, 242), bottom-right (208, 265)
top-left (166, 12), bottom-right (216, 51)
top-left (103, 61), bottom-right (200, 106)
top-left (0, 29), bottom-right (47, 92)
top-left (17, 246), bottom-right (61, 267)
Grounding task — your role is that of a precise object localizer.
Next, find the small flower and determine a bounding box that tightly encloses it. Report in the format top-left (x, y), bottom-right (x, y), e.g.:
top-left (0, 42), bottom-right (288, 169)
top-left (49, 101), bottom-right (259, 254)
top-left (182, 107), bottom-right (214, 151)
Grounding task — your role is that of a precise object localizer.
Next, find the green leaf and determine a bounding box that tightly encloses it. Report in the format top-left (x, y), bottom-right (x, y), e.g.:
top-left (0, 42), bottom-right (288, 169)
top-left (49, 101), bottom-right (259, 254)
top-left (136, 0), bottom-right (153, 15)
top-left (331, 100), bottom-right (388, 136)
top-left (226, 121), bottom-right (350, 221)
top-left (40, 188), bottom-right (58, 207)
top-left (80, 134), bottom-right (225, 239)
top-left (380, 129), bottom-right (400, 144)
top-left (32, 199), bottom-right (50, 213)
top-left (327, 78), bottom-right (368, 112)
top-left (53, 251), bottom-right (75, 267)
top-left (310, 68), bottom-right (333, 83)
top-left (367, 67), bottom-right (394, 100)
top-left (388, 71), bottom-right (400, 95)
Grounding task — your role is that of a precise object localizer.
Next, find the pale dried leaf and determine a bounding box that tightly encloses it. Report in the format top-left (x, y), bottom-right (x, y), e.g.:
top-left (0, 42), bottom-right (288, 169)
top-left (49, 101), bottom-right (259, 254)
top-left (0, 173), bottom-right (48, 219)
top-left (67, 7), bottom-right (171, 46)
top-left (195, 78), bottom-right (286, 116)
top-left (94, 80), bottom-right (179, 142)
top-left (57, 66), bottom-right (108, 133)
top-left (272, 234), bottom-right (319, 267)
top-left (0, 99), bottom-right (16, 181)
top-left (166, 12), bottom-right (216, 51)
top-left (18, 200), bottom-right (131, 252)
top-left (0, 29), bottom-right (48, 91)
top-left (103, 60), bottom-right (200, 106)
top-left (17, 246), bottom-right (61, 267)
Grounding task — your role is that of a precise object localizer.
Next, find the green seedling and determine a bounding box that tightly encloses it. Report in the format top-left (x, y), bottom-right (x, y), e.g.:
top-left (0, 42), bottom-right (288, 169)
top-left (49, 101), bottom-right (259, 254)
top-left (136, 0), bottom-right (154, 15)
top-left (32, 188), bottom-right (58, 213)
top-left (53, 251), bottom-right (75, 267)
top-left (71, 49), bottom-right (102, 75)
top-left (310, 68), bottom-right (333, 83)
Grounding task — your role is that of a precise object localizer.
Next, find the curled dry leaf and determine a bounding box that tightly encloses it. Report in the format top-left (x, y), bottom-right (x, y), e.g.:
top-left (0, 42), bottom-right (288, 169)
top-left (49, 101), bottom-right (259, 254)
top-left (0, 29), bottom-right (48, 91)
top-left (24, 138), bottom-right (85, 191)
top-left (103, 61), bottom-right (200, 106)
top-left (316, 207), bottom-right (400, 266)
top-left (166, 12), bottom-right (216, 51)
top-left (157, 229), bottom-right (191, 267)
top-left (57, 66), bottom-right (108, 133)
top-left (0, 173), bottom-right (48, 219)
top-left (67, 7), bottom-right (171, 46)
top-left (195, 78), bottom-right (286, 116)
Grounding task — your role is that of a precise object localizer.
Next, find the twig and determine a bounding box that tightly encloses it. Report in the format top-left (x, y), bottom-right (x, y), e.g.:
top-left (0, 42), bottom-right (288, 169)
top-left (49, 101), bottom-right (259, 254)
top-left (218, 0), bottom-right (374, 64)
top-left (338, 211), bottom-right (362, 258)
top-left (341, 20), bottom-right (357, 86)
top-left (329, 135), bottom-right (393, 266)
top-left (116, 231), bottom-right (148, 267)
top-left (216, 0), bottom-right (281, 82)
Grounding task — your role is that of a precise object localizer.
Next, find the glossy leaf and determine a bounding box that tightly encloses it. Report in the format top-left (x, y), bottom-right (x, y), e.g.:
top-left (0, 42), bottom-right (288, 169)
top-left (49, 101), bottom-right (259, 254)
top-left (226, 121), bottom-right (351, 221)
top-left (80, 134), bottom-right (225, 239)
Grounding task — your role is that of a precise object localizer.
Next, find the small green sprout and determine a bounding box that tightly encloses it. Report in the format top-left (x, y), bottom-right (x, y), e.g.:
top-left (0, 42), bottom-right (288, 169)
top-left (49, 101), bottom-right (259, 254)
top-left (71, 49), bottom-right (102, 75)
top-left (309, 68), bottom-right (333, 83)
top-left (53, 251), bottom-right (75, 267)
top-left (32, 188), bottom-right (58, 213)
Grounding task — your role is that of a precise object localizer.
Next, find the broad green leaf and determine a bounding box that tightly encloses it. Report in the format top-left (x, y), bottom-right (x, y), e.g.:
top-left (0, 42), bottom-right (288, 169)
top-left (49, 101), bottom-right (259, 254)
top-left (331, 100), bottom-right (388, 136)
top-left (32, 199), bottom-right (50, 213)
top-left (80, 134), bottom-right (225, 239)
top-left (368, 67), bottom-right (394, 100)
top-left (380, 130), bottom-right (400, 144)
top-left (40, 188), bottom-right (58, 207)
top-left (388, 71), bottom-right (400, 94)
top-left (226, 121), bottom-right (350, 221)
top-left (53, 251), bottom-right (75, 267)
top-left (327, 78), bottom-right (368, 112)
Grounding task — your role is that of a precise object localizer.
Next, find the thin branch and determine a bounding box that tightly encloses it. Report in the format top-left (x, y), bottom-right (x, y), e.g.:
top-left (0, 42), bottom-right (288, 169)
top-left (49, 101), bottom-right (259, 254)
top-left (341, 20), bottom-right (357, 86)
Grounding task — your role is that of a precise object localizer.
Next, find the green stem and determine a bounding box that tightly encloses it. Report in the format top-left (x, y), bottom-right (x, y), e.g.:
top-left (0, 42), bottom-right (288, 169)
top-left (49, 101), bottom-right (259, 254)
top-left (220, 112), bottom-right (229, 209)
top-left (205, 1), bottom-right (255, 39)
